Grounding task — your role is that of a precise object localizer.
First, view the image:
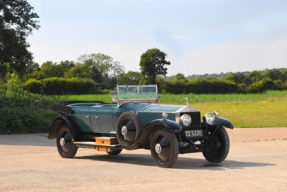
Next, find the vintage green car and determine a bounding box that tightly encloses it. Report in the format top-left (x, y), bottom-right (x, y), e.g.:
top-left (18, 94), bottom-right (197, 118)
top-left (48, 85), bottom-right (233, 168)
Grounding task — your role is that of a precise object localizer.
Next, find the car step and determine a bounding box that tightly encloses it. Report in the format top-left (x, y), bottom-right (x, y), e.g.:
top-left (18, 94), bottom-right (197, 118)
top-left (74, 137), bottom-right (122, 151)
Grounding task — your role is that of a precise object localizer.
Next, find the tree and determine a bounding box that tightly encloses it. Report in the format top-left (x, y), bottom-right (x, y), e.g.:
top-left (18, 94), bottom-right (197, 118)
top-left (175, 73), bottom-right (187, 82)
top-left (264, 69), bottom-right (282, 81)
top-left (77, 53), bottom-right (125, 79)
top-left (66, 59), bottom-right (103, 83)
top-left (59, 60), bottom-right (75, 73)
top-left (225, 73), bottom-right (248, 84)
top-left (119, 71), bottom-right (142, 85)
top-left (139, 48), bottom-right (170, 84)
top-left (0, 0), bottom-right (40, 76)
top-left (246, 70), bottom-right (263, 83)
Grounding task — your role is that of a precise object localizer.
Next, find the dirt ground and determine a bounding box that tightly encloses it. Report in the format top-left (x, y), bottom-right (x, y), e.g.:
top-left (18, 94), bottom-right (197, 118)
top-left (0, 128), bottom-right (286, 191)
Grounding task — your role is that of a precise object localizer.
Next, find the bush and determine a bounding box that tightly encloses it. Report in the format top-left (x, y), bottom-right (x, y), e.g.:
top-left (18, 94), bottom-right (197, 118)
top-left (165, 78), bottom-right (237, 94)
top-left (0, 72), bottom-right (58, 134)
top-left (0, 96), bottom-right (58, 134)
top-left (23, 79), bottom-right (42, 94)
top-left (247, 78), bottom-right (273, 93)
top-left (24, 77), bottom-right (97, 95)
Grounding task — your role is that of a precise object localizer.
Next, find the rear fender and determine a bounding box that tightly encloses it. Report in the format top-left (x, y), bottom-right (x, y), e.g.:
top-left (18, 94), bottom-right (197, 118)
top-left (47, 116), bottom-right (80, 141)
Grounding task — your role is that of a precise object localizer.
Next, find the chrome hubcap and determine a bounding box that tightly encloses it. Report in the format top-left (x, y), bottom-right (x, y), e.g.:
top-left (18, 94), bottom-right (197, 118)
top-left (155, 143), bottom-right (162, 154)
top-left (60, 138), bottom-right (65, 147)
top-left (121, 126), bottom-right (127, 136)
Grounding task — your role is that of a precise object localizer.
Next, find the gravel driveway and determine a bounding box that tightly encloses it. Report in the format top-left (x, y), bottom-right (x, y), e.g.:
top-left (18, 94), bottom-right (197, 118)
top-left (0, 128), bottom-right (286, 191)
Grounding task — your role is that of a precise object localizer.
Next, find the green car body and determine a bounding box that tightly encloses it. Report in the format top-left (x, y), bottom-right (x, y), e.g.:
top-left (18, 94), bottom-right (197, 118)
top-left (48, 85), bottom-right (233, 168)
top-left (70, 103), bottom-right (196, 133)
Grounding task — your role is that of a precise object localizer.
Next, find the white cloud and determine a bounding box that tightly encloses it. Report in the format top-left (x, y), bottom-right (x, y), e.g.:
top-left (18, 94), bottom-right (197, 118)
top-left (167, 39), bottom-right (287, 76)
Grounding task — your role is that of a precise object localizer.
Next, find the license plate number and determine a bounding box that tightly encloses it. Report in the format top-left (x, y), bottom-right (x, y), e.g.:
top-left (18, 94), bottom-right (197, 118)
top-left (185, 130), bottom-right (203, 137)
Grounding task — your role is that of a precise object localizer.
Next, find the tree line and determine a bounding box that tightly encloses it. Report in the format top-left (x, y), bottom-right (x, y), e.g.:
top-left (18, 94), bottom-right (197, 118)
top-left (1, 49), bottom-right (287, 95)
top-left (1, 0), bottom-right (286, 95)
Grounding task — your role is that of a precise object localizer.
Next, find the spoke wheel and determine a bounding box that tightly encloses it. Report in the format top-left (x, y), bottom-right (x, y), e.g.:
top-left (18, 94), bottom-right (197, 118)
top-left (116, 112), bottom-right (143, 148)
top-left (150, 128), bottom-right (179, 168)
top-left (56, 125), bottom-right (78, 158)
top-left (203, 127), bottom-right (230, 163)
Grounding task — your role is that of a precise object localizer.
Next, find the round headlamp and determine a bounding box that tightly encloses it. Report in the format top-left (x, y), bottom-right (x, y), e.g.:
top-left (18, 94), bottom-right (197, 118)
top-left (204, 113), bottom-right (214, 124)
top-left (180, 114), bottom-right (192, 127)
top-left (214, 110), bottom-right (219, 117)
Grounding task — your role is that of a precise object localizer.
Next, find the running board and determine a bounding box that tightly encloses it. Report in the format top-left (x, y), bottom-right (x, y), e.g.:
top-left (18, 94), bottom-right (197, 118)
top-left (73, 141), bottom-right (121, 148)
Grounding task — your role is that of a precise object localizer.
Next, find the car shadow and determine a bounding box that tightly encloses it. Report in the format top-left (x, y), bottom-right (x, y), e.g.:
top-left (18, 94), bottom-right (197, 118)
top-left (74, 153), bottom-right (275, 170)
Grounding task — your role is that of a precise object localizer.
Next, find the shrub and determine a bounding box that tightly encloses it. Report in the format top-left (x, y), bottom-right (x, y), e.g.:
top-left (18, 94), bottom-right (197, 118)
top-left (0, 72), bottom-right (58, 134)
top-left (186, 78), bottom-right (238, 94)
top-left (247, 78), bottom-right (273, 93)
top-left (24, 77), bottom-right (97, 95)
top-left (23, 79), bottom-right (42, 94)
top-left (0, 96), bottom-right (58, 134)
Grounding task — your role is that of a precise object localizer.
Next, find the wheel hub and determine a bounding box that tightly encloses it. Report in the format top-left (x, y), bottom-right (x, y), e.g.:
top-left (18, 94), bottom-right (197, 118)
top-left (121, 126), bottom-right (127, 136)
top-left (60, 138), bottom-right (65, 147)
top-left (155, 143), bottom-right (162, 154)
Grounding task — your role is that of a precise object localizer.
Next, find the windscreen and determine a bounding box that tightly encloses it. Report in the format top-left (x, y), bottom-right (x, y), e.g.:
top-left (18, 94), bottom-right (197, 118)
top-left (117, 85), bottom-right (157, 100)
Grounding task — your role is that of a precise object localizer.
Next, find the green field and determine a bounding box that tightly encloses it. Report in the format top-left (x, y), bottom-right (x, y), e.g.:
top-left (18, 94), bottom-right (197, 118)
top-left (50, 90), bottom-right (287, 128)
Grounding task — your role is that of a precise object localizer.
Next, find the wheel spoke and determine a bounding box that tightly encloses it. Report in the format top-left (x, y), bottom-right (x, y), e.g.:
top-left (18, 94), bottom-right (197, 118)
top-left (155, 135), bottom-right (171, 162)
top-left (61, 132), bottom-right (72, 153)
top-left (123, 119), bottom-right (136, 142)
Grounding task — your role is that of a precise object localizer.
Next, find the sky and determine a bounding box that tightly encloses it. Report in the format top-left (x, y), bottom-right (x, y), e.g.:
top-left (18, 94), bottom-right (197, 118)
top-left (27, 0), bottom-right (287, 76)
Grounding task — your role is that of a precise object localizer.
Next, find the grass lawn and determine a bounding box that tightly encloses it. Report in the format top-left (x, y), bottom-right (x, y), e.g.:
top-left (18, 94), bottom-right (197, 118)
top-left (50, 90), bottom-right (287, 128)
top-left (193, 99), bottom-right (287, 128)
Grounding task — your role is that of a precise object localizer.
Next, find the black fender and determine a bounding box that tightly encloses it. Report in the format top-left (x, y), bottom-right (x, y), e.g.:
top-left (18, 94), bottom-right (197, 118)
top-left (47, 116), bottom-right (80, 141)
top-left (212, 117), bottom-right (233, 129)
top-left (124, 119), bottom-right (182, 150)
top-left (145, 119), bottom-right (182, 133)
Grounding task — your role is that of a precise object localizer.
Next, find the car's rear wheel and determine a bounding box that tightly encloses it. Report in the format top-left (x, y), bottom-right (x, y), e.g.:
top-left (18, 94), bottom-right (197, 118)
top-left (203, 127), bottom-right (230, 163)
top-left (56, 125), bottom-right (78, 158)
top-left (107, 149), bottom-right (122, 155)
top-left (150, 128), bottom-right (179, 168)
top-left (116, 112), bottom-right (143, 148)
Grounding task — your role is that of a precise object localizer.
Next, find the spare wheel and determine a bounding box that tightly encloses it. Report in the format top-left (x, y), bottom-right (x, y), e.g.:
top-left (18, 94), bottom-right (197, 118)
top-left (116, 111), bottom-right (143, 148)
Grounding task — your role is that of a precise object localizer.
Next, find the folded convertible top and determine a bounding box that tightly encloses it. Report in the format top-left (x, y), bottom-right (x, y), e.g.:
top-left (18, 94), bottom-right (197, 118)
top-left (53, 101), bottom-right (106, 115)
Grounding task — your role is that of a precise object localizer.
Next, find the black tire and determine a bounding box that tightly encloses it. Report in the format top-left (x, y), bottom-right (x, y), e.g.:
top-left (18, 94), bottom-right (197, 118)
top-left (56, 125), bottom-right (78, 158)
top-left (107, 149), bottom-right (122, 155)
top-left (150, 128), bottom-right (179, 168)
top-left (203, 127), bottom-right (230, 163)
top-left (116, 111), bottom-right (143, 148)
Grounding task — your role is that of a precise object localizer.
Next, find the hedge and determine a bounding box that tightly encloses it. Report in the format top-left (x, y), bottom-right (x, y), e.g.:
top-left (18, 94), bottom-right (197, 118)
top-left (165, 78), bottom-right (238, 94)
top-left (23, 77), bottom-right (97, 95)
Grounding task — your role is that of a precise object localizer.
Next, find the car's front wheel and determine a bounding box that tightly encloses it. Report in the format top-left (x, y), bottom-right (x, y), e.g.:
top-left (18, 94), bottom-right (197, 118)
top-left (150, 128), bottom-right (179, 168)
top-left (203, 127), bottom-right (230, 163)
top-left (56, 125), bottom-right (78, 158)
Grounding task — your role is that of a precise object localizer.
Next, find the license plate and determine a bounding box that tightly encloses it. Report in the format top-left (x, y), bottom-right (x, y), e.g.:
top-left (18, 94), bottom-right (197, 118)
top-left (185, 130), bottom-right (203, 137)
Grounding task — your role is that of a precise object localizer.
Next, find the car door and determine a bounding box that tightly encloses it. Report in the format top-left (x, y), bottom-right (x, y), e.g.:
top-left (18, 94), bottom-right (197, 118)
top-left (90, 104), bottom-right (116, 133)
top-left (71, 107), bottom-right (93, 132)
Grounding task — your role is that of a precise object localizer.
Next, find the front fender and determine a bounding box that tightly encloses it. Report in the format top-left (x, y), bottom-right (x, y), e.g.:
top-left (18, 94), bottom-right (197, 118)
top-left (213, 117), bottom-right (233, 129)
top-left (124, 119), bottom-right (182, 150)
top-left (47, 116), bottom-right (79, 140)
top-left (145, 119), bottom-right (182, 133)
